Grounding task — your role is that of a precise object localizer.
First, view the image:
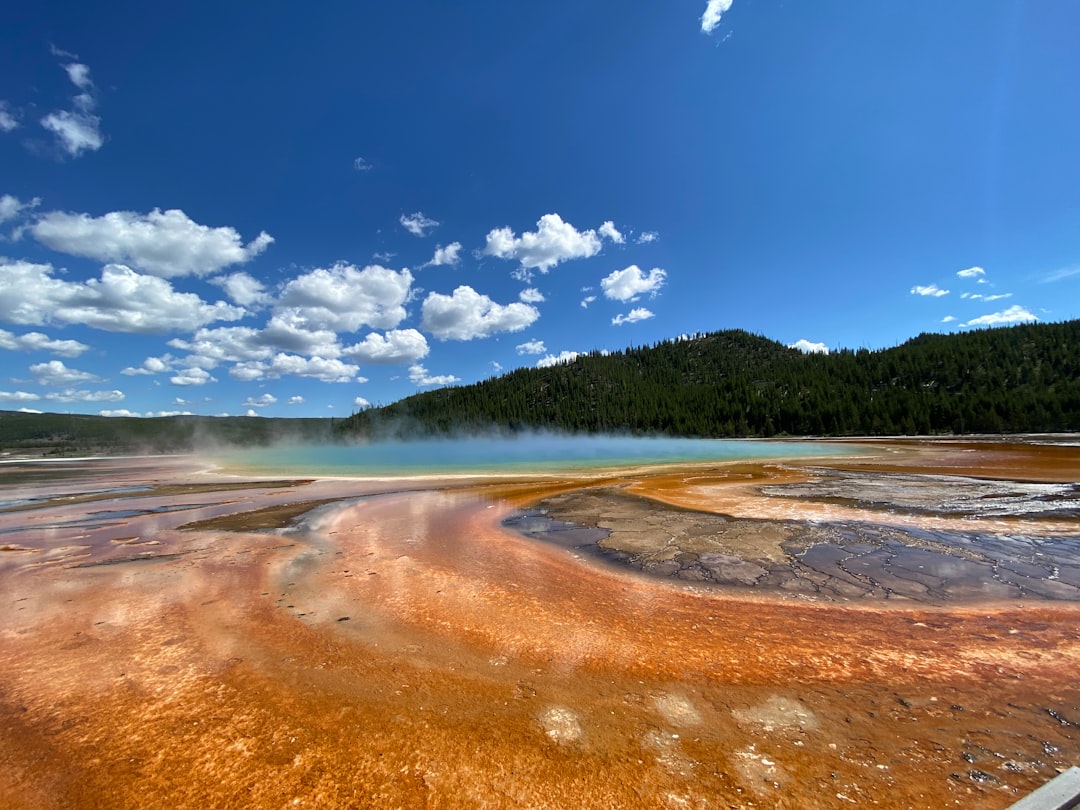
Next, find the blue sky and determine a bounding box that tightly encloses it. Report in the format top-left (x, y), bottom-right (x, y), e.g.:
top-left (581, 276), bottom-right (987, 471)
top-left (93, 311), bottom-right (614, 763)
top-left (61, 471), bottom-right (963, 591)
top-left (1, 1), bottom-right (1078, 418)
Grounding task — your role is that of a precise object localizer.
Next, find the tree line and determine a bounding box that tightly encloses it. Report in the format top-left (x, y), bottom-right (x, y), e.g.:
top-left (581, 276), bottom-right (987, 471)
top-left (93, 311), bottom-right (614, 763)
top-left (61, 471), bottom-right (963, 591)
top-left (338, 320), bottom-right (1080, 439)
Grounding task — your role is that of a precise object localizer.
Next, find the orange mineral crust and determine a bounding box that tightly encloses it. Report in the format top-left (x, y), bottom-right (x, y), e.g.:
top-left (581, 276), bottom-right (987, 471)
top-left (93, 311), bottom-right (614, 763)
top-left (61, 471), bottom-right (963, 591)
top-left (1, 444), bottom-right (1079, 809)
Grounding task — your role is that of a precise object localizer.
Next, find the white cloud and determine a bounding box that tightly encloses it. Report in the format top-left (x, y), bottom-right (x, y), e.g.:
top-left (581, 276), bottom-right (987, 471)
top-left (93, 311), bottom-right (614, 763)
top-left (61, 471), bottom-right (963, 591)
top-left (789, 339), bottom-right (829, 354)
top-left (287, 396), bottom-right (304, 405)
top-left (598, 221), bottom-right (624, 244)
top-left (211, 271), bottom-right (271, 307)
top-left (0, 328), bottom-right (88, 357)
top-left (44, 388), bottom-right (124, 403)
top-left (121, 355), bottom-right (174, 376)
top-left (32, 208), bottom-right (274, 278)
top-left (580, 295), bottom-right (597, 308)
top-left (910, 284), bottom-right (949, 297)
top-left (425, 242), bottom-right (462, 267)
top-left (942, 315), bottom-right (957, 323)
top-left (400, 211), bottom-right (439, 237)
top-left (956, 266), bottom-right (986, 280)
top-left (612, 307), bottom-right (654, 325)
top-left (243, 393), bottom-right (277, 408)
top-left (601, 265), bottom-right (667, 302)
top-left (482, 213), bottom-right (604, 274)
top-left (701, 0), bottom-right (734, 34)
top-left (1040, 265), bottom-right (1080, 284)
top-left (353, 396), bottom-right (370, 409)
top-left (167, 327), bottom-right (271, 367)
top-left (257, 313), bottom-right (341, 357)
top-left (40, 58), bottom-right (103, 157)
top-left (961, 305), bottom-right (1038, 328)
top-left (635, 231), bottom-right (659, 244)
top-left (276, 262), bottom-right (413, 332)
top-left (961, 292), bottom-right (1012, 302)
top-left (537, 350), bottom-right (581, 368)
top-left (0, 101), bottom-right (18, 133)
top-left (171, 367), bottom-right (216, 386)
top-left (341, 329), bottom-right (429, 364)
top-left (232, 354), bottom-right (362, 383)
top-left (0, 390), bottom-right (40, 403)
top-left (519, 288), bottom-right (545, 304)
top-left (516, 339), bottom-right (546, 355)
top-left (0, 260), bottom-right (246, 334)
top-left (245, 410), bottom-right (259, 417)
top-left (0, 194), bottom-right (39, 224)
top-left (353, 156), bottom-right (372, 171)
top-left (99, 409), bottom-right (138, 417)
top-left (421, 285), bottom-right (539, 340)
top-left (29, 359), bottom-right (99, 386)
top-left (408, 364), bottom-right (460, 386)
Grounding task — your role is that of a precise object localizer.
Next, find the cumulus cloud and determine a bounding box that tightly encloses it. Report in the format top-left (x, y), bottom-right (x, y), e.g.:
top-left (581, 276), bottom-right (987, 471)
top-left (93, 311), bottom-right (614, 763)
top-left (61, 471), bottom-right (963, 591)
top-left (400, 211), bottom-right (439, 237)
top-left (612, 307), bottom-right (654, 325)
top-left (243, 393), bottom-right (277, 408)
top-left (121, 355), bottom-right (174, 376)
top-left (29, 359), bottom-right (99, 386)
top-left (32, 208), bottom-right (274, 278)
top-left (910, 284), bottom-right (949, 297)
top-left (0, 328), bottom-right (88, 357)
top-left (956, 266), bottom-right (986, 280)
top-left (231, 354), bottom-right (362, 383)
top-left (354, 396), bottom-right (370, 409)
top-left (167, 327), bottom-right (270, 367)
top-left (276, 262), bottom-right (412, 332)
top-left (0, 390), bottom-right (41, 403)
top-left (482, 213), bottom-right (605, 274)
top-left (942, 315), bottom-right (957, 323)
top-left (421, 285), bottom-right (539, 340)
top-left (170, 367), bottom-right (216, 386)
top-left (0, 260), bottom-right (245, 334)
top-left (601, 265), bottom-right (667, 302)
top-left (598, 221), bottom-right (624, 244)
top-left (0, 194), bottom-right (40, 224)
top-left (635, 231), bottom-right (659, 244)
top-left (287, 395), bottom-right (304, 405)
top-left (0, 101), bottom-right (18, 133)
top-left (341, 329), bottom-right (429, 364)
top-left (425, 242), bottom-right (462, 267)
top-left (408, 363), bottom-right (459, 386)
top-left (537, 350), bottom-right (581, 368)
top-left (701, 0), bottom-right (734, 34)
top-left (789, 339), bottom-right (829, 354)
top-left (45, 388), bottom-right (124, 403)
top-left (519, 288), bottom-right (545, 304)
top-left (516, 339), bottom-right (546, 355)
top-left (580, 295), bottom-right (597, 308)
top-left (211, 271), bottom-right (271, 307)
top-left (40, 56), bottom-right (103, 157)
top-left (961, 305), bottom-right (1038, 328)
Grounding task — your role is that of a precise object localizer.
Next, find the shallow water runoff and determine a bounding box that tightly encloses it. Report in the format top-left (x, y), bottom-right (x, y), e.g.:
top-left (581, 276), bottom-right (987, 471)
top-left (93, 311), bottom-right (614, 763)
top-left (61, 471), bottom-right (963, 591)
top-left (211, 435), bottom-right (853, 476)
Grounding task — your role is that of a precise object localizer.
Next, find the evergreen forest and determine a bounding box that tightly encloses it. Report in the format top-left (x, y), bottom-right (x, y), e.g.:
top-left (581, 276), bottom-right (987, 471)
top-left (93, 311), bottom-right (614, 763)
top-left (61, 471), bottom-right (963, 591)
top-left (338, 320), bottom-right (1080, 439)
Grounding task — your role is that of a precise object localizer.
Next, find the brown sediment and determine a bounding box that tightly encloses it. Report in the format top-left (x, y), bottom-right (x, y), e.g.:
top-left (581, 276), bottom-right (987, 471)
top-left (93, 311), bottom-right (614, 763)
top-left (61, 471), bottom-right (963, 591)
top-left (0, 442), bottom-right (1078, 809)
top-left (0, 478), bottom-right (315, 513)
top-left (177, 498), bottom-right (344, 532)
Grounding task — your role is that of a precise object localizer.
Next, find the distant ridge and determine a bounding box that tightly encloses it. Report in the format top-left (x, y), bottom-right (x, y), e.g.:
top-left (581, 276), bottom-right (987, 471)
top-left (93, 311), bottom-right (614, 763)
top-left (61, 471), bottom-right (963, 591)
top-left (339, 320), bottom-right (1080, 438)
top-left (0, 412), bottom-right (333, 456)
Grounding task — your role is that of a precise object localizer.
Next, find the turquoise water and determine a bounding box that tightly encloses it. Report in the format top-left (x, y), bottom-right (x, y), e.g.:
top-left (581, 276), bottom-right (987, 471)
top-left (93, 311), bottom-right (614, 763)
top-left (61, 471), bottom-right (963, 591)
top-left (211, 436), bottom-right (855, 477)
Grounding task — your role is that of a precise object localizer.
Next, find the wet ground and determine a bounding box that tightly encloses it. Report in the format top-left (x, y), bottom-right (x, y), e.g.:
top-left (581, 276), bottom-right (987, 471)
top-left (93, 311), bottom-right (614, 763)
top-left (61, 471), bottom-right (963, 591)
top-left (0, 441), bottom-right (1079, 808)
top-left (509, 472), bottom-right (1080, 603)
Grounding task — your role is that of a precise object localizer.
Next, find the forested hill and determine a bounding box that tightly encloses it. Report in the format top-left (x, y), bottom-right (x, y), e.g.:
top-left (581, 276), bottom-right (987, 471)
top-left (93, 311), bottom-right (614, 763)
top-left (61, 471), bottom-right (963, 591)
top-left (339, 320), bottom-right (1080, 439)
